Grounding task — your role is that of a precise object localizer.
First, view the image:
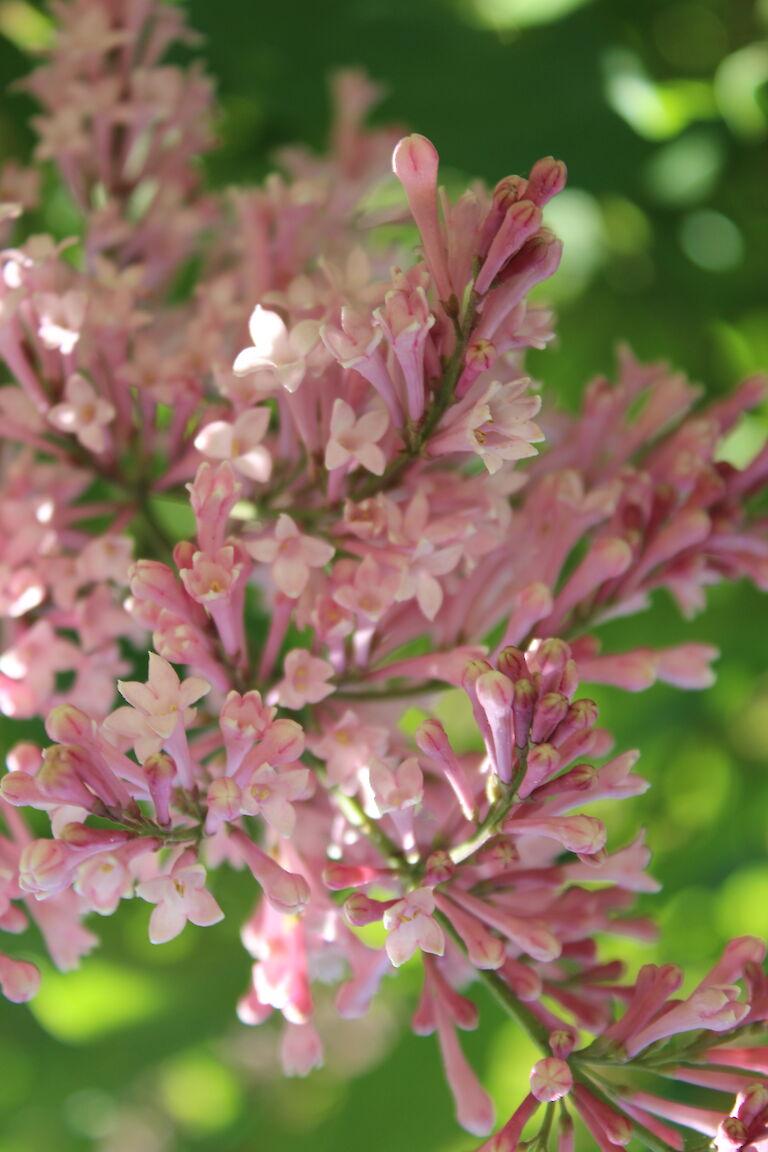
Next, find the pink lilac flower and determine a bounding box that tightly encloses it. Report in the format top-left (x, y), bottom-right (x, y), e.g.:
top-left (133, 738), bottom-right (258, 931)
top-left (247, 515), bottom-right (334, 598)
top-left (324, 398), bottom-right (389, 475)
top-left (104, 653), bottom-right (211, 761)
top-left (136, 855), bottom-right (224, 944)
top-left (382, 887), bottom-right (445, 967)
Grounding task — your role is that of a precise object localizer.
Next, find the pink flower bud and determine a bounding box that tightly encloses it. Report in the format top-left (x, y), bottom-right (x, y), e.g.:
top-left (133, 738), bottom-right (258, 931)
top-left (530, 1057), bottom-right (572, 1103)
top-left (392, 135), bottom-right (452, 301)
top-left (573, 1083), bottom-right (632, 1145)
top-left (6, 742), bottom-right (42, 775)
top-left (204, 776), bottom-right (241, 834)
top-left (512, 677), bottom-right (536, 747)
top-left (475, 200), bottom-right (542, 295)
top-left (37, 746), bottom-right (93, 807)
top-left (525, 157), bottom-right (567, 205)
top-left (144, 752), bottom-right (177, 827)
top-left (322, 863), bottom-right (385, 890)
top-left (235, 833), bottom-right (311, 914)
top-left (477, 836), bottom-right (519, 869)
top-left (18, 839), bottom-right (70, 895)
top-left (344, 893), bottom-right (391, 926)
top-left (496, 646), bottom-right (528, 681)
top-left (549, 1028), bottom-right (578, 1059)
top-left (425, 849), bottom-right (455, 886)
top-left (45, 704), bottom-right (93, 745)
top-left (476, 671), bottom-right (514, 717)
top-left (737, 1082), bottom-right (768, 1128)
top-left (0, 954), bottom-right (40, 1003)
top-left (518, 743), bottom-right (561, 797)
top-left (531, 691), bottom-right (569, 744)
top-left (0, 770), bottom-right (43, 807)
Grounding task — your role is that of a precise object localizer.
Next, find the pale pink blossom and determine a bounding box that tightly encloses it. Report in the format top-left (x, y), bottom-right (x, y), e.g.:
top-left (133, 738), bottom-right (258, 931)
top-left (276, 650), bottom-right (334, 710)
top-left (232, 305), bottom-right (318, 392)
top-left (430, 378), bottom-right (544, 474)
top-left (47, 373), bottom-right (115, 453)
top-left (74, 853), bottom-right (133, 915)
top-left (626, 985), bottom-right (750, 1057)
top-left (35, 290), bottom-right (87, 354)
top-left (365, 757), bottom-right (423, 817)
top-left (104, 652), bottom-right (210, 761)
top-left (178, 545), bottom-right (246, 604)
top-left (137, 858), bottom-right (224, 944)
top-left (382, 887), bottom-right (445, 967)
top-left (248, 515), bottom-right (334, 598)
top-left (324, 398), bottom-right (388, 475)
top-left (194, 408), bottom-right (273, 482)
top-left (241, 763), bottom-right (312, 837)
top-left (332, 555), bottom-right (399, 622)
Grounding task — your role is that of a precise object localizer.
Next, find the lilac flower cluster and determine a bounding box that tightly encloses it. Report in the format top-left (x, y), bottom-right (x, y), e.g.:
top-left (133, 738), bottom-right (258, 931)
top-left (1, 2), bottom-right (767, 1147)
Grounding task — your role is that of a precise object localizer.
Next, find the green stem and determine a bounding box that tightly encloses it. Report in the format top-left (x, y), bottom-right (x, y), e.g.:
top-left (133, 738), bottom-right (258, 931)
top-left (450, 749), bottom-right (528, 864)
top-left (351, 295), bottom-right (479, 502)
top-left (334, 791), bottom-right (419, 878)
top-left (435, 908), bottom-right (552, 1051)
top-left (570, 1067), bottom-right (678, 1152)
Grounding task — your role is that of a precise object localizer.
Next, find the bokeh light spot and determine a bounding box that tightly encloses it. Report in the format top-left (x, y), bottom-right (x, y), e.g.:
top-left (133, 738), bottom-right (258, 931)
top-left (716, 866), bottom-right (768, 939)
top-left (158, 1050), bottom-right (242, 1134)
top-left (715, 43), bottom-right (768, 139)
top-left (30, 961), bottom-right (164, 1042)
top-left (679, 210), bottom-right (744, 271)
top-left (645, 131), bottom-right (724, 206)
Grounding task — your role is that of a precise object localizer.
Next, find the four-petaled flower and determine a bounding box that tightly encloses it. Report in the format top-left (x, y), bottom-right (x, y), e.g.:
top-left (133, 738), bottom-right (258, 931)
top-left (382, 887), bottom-right (445, 968)
top-left (48, 373), bottom-right (115, 453)
top-left (248, 515), bottom-right (334, 599)
top-left (276, 650), bottom-right (335, 710)
top-left (324, 398), bottom-right (388, 475)
top-left (232, 305), bottom-right (319, 393)
top-left (241, 763), bottom-right (312, 837)
top-left (194, 408), bottom-right (273, 482)
top-left (137, 858), bottom-right (224, 944)
top-left (104, 653), bottom-right (210, 761)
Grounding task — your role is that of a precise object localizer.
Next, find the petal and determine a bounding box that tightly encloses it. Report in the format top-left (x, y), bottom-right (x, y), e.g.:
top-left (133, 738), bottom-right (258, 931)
top-left (236, 447), bottom-right (273, 482)
top-left (418, 917), bottom-right (445, 957)
top-left (357, 409), bottom-right (389, 442)
top-left (355, 443), bottom-right (386, 475)
top-left (330, 398), bottom-right (354, 436)
top-left (247, 305), bottom-right (287, 351)
top-left (263, 795), bottom-right (296, 837)
top-left (385, 925), bottom-right (417, 968)
top-left (274, 556), bottom-right (309, 599)
top-left (104, 705), bottom-right (148, 737)
top-left (416, 572), bottom-right (443, 620)
top-left (116, 680), bottom-right (155, 713)
top-left (148, 900), bottom-right (187, 944)
top-left (274, 514), bottom-right (298, 540)
top-left (248, 538), bottom-right (278, 563)
top-left (148, 653), bottom-right (180, 697)
top-left (179, 676), bottom-right (212, 707)
top-left (236, 407), bottom-right (271, 442)
top-left (195, 421), bottom-right (234, 458)
top-left (324, 439), bottom-right (350, 471)
top-left (187, 888), bottom-right (225, 928)
top-left (233, 347), bottom-right (271, 377)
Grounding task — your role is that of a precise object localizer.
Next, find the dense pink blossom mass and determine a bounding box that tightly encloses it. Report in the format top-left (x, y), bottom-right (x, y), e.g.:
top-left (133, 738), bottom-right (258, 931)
top-left (1, 1), bottom-right (767, 1147)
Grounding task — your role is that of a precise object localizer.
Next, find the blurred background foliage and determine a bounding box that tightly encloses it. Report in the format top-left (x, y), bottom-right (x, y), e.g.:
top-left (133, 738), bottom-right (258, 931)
top-left (0, 0), bottom-right (767, 1148)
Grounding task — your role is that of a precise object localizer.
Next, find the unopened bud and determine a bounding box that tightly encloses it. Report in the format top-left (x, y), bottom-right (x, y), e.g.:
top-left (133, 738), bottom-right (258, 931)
top-left (425, 849), bottom-right (454, 886)
top-left (525, 156), bottom-right (567, 205)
